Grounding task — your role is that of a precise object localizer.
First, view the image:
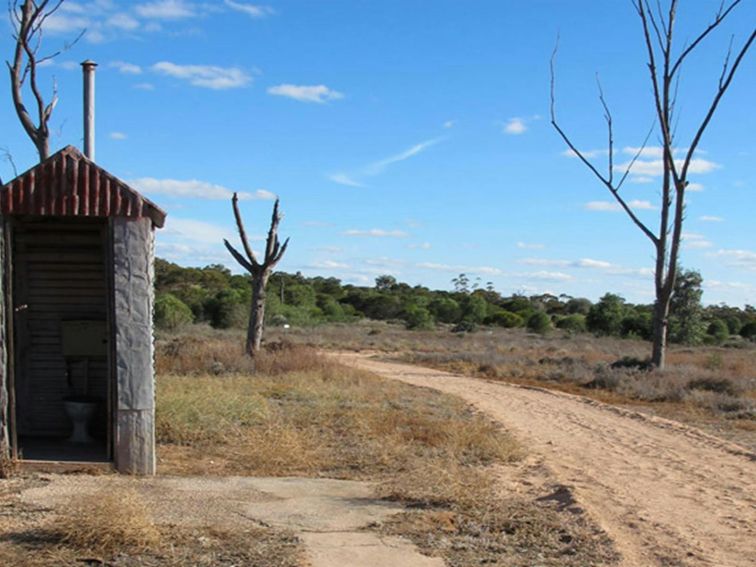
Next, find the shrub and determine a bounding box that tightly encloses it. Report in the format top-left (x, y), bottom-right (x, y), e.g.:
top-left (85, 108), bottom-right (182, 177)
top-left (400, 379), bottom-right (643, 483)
top-left (404, 304), bottom-right (435, 330)
top-left (487, 310), bottom-right (524, 329)
top-left (620, 311), bottom-right (652, 340)
top-left (688, 377), bottom-right (739, 396)
top-left (555, 314), bottom-right (587, 333)
top-left (586, 293), bottom-right (626, 336)
top-left (526, 311), bottom-right (551, 334)
top-left (740, 321), bottom-right (756, 340)
top-left (706, 319), bottom-right (729, 344)
top-left (154, 293), bottom-right (194, 331)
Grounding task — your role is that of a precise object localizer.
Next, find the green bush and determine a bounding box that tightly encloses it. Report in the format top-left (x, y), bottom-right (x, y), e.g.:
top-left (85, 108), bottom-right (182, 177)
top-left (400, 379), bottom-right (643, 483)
top-left (155, 293), bottom-right (194, 331)
top-left (620, 312), bottom-right (653, 340)
top-left (739, 321), bottom-right (756, 340)
top-left (487, 310), bottom-right (524, 328)
top-left (526, 311), bottom-right (551, 334)
top-left (586, 293), bottom-right (626, 336)
top-left (706, 319), bottom-right (729, 344)
top-left (404, 304), bottom-right (435, 330)
top-left (555, 314), bottom-right (587, 333)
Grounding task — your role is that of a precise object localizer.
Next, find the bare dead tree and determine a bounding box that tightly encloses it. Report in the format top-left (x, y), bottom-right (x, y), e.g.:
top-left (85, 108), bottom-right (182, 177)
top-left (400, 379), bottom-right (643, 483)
top-left (7, 0), bottom-right (83, 161)
top-left (224, 194), bottom-right (290, 357)
top-left (551, 0), bottom-right (754, 369)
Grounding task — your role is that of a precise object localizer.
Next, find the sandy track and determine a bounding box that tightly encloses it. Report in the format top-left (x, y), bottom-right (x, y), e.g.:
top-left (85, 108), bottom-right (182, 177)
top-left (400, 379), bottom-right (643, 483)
top-left (335, 353), bottom-right (756, 567)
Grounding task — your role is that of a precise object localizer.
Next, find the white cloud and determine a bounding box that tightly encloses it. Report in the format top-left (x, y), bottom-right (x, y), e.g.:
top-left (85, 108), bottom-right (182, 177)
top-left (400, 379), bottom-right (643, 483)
top-left (516, 241), bottom-right (545, 250)
top-left (135, 0), bottom-right (197, 19)
top-left (344, 229), bottom-right (408, 238)
top-left (108, 13), bottom-right (140, 31)
top-left (109, 131), bottom-right (127, 140)
top-left (622, 146), bottom-right (665, 159)
top-left (308, 260), bottom-right (350, 270)
top-left (630, 176), bottom-right (654, 184)
top-left (224, 0), bottom-right (274, 18)
top-left (130, 178), bottom-right (275, 201)
top-left (614, 157), bottom-right (720, 177)
top-left (687, 182), bottom-right (704, 192)
top-left (152, 62), bottom-right (251, 89)
top-left (503, 117), bottom-right (527, 135)
top-left (519, 257), bottom-right (653, 278)
top-left (133, 82), bottom-right (155, 90)
top-left (156, 242), bottom-right (228, 265)
top-left (562, 148), bottom-right (609, 159)
top-left (165, 217), bottom-right (234, 244)
top-left (520, 271), bottom-right (573, 282)
top-left (699, 215), bottom-right (724, 222)
top-left (366, 138), bottom-right (441, 174)
top-left (44, 12), bottom-right (90, 34)
top-left (682, 232), bottom-right (712, 250)
top-left (110, 61), bottom-right (142, 74)
top-left (709, 249), bottom-right (756, 271)
top-left (328, 173), bottom-right (364, 187)
top-left (408, 242), bottom-right (432, 250)
top-left (443, 120), bottom-right (455, 129)
top-left (417, 262), bottom-right (503, 275)
top-left (584, 199), bottom-right (656, 212)
top-left (330, 137), bottom-right (442, 187)
top-left (267, 84), bottom-right (343, 103)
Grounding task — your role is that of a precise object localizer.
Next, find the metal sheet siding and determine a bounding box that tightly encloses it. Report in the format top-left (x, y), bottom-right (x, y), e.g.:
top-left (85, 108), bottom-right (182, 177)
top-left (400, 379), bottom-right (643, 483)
top-left (0, 146), bottom-right (165, 228)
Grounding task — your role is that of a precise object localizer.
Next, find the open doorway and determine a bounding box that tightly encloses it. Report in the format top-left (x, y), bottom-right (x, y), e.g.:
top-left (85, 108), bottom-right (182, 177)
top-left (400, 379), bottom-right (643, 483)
top-left (10, 218), bottom-right (111, 462)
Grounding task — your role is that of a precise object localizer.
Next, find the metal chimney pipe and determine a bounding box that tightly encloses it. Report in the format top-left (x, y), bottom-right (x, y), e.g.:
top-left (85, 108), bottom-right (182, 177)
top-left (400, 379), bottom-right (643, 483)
top-left (81, 59), bottom-right (97, 161)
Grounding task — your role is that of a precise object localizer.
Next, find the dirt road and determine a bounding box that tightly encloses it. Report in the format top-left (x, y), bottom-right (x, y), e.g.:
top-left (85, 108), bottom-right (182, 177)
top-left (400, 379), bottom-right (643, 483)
top-left (335, 352), bottom-right (756, 567)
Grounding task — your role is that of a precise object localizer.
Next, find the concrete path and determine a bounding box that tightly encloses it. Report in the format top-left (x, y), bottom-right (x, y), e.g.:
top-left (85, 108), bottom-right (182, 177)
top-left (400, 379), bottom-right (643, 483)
top-left (21, 475), bottom-right (444, 567)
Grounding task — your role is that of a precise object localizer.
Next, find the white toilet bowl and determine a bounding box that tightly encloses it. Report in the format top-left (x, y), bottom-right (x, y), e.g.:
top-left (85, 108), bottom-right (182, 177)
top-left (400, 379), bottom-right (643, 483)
top-left (63, 400), bottom-right (97, 444)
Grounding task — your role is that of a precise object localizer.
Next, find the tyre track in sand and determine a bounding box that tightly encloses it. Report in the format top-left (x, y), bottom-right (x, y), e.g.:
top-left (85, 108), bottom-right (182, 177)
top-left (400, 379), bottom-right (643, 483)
top-left (333, 352), bottom-right (755, 567)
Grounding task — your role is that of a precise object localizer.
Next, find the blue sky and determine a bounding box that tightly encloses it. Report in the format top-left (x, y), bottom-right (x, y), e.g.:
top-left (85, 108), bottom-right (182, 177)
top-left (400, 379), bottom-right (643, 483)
top-left (1, 0), bottom-right (754, 305)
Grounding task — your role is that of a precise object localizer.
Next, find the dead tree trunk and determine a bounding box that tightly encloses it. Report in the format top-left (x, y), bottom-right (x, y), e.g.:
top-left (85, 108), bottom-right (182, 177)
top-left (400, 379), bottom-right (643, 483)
top-left (224, 194), bottom-right (289, 357)
top-left (7, 1), bottom-right (82, 163)
top-left (551, 0), bottom-right (754, 369)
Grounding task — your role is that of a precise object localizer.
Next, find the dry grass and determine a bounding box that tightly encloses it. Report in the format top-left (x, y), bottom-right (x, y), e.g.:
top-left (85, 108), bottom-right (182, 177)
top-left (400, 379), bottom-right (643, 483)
top-left (156, 341), bottom-right (520, 477)
top-left (55, 488), bottom-right (161, 554)
top-left (151, 332), bottom-right (618, 564)
top-left (266, 322), bottom-right (756, 448)
top-left (0, 482), bottom-right (303, 567)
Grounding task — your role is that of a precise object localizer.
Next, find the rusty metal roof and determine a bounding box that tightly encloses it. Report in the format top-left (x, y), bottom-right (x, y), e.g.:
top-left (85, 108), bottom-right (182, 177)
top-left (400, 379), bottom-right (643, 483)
top-left (0, 145), bottom-right (166, 228)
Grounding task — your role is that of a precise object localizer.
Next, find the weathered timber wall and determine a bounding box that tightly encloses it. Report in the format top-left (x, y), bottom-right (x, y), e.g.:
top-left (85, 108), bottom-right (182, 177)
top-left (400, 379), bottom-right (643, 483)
top-left (0, 218), bottom-right (8, 464)
top-left (112, 218), bottom-right (155, 475)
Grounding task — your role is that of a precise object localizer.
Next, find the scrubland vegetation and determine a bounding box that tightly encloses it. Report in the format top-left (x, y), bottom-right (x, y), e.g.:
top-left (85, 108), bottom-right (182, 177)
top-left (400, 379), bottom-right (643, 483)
top-left (155, 260), bottom-right (756, 348)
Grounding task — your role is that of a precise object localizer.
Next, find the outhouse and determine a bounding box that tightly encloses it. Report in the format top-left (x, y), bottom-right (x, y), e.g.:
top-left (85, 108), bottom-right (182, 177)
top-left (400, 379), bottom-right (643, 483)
top-left (0, 145), bottom-right (165, 474)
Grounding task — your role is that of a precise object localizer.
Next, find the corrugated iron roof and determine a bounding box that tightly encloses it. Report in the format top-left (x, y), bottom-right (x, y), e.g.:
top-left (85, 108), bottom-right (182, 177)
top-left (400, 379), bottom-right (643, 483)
top-left (0, 146), bottom-right (166, 228)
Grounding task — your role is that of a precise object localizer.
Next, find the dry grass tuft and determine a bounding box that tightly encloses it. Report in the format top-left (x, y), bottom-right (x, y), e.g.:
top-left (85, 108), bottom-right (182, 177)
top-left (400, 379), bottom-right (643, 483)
top-left (55, 488), bottom-right (160, 554)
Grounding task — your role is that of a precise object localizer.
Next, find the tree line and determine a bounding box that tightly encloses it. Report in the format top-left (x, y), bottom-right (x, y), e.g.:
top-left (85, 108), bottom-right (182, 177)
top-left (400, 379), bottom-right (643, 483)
top-left (154, 260), bottom-right (756, 346)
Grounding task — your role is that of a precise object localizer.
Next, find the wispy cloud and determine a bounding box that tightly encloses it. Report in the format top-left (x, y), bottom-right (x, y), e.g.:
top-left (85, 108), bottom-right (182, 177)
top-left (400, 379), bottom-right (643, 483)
top-left (562, 148), bottom-right (609, 159)
top-left (408, 242), bottom-right (432, 250)
top-left (443, 120), bottom-right (456, 129)
top-left (267, 84), bottom-right (343, 103)
top-left (152, 62), bottom-right (251, 89)
top-left (699, 215), bottom-right (724, 222)
top-left (328, 173), bottom-right (364, 188)
top-left (584, 200), bottom-right (656, 212)
top-left (517, 241), bottom-right (545, 250)
top-left (344, 229), bottom-right (409, 238)
top-left (708, 249), bottom-right (756, 271)
top-left (615, 157), bottom-right (720, 177)
top-left (224, 0), bottom-right (274, 18)
top-left (682, 232), bottom-right (713, 250)
top-left (417, 262), bottom-right (503, 276)
top-left (365, 138), bottom-right (442, 175)
top-left (164, 217), bottom-right (235, 244)
top-left (503, 117), bottom-right (527, 135)
top-left (135, 0), bottom-right (197, 20)
top-left (328, 137), bottom-right (443, 188)
top-left (519, 257), bottom-right (653, 278)
top-left (110, 61), bottom-right (143, 74)
top-left (109, 131), bottom-right (127, 140)
top-left (130, 178), bottom-right (275, 200)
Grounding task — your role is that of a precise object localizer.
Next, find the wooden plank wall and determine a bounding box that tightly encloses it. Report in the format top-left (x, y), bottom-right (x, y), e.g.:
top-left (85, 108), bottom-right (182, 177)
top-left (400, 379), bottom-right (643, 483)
top-left (13, 221), bottom-right (109, 438)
